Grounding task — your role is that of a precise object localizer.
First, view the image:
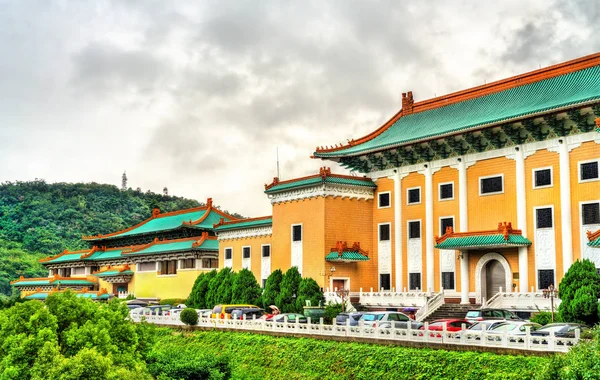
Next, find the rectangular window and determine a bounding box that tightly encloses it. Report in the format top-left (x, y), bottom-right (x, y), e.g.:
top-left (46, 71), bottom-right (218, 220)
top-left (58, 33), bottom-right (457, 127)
top-left (262, 245), bottom-right (271, 257)
top-left (534, 168), bottom-right (552, 188)
top-left (202, 258), bottom-right (218, 269)
top-left (580, 161), bottom-right (599, 182)
top-left (409, 273), bottom-right (421, 290)
top-left (243, 247), bottom-right (251, 259)
top-left (62, 268), bottom-right (71, 277)
top-left (407, 187), bottom-right (421, 204)
top-left (439, 183), bottom-right (454, 200)
top-left (480, 175), bottom-right (503, 195)
top-left (408, 221), bottom-right (421, 239)
top-left (538, 269), bottom-right (554, 290)
top-left (440, 217), bottom-right (454, 235)
top-left (262, 279), bottom-right (267, 288)
top-left (292, 225), bottom-right (302, 242)
top-left (160, 260), bottom-right (177, 275)
top-left (72, 267), bottom-right (85, 275)
top-left (224, 248), bottom-right (232, 260)
top-left (378, 192), bottom-right (391, 208)
top-left (182, 258), bottom-right (196, 269)
top-left (583, 203), bottom-right (600, 225)
top-left (379, 274), bottom-right (391, 290)
top-left (442, 272), bottom-right (455, 290)
top-left (379, 224), bottom-right (390, 241)
top-left (90, 266), bottom-right (100, 274)
top-left (536, 208), bottom-right (553, 229)
top-left (138, 262), bottom-right (156, 272)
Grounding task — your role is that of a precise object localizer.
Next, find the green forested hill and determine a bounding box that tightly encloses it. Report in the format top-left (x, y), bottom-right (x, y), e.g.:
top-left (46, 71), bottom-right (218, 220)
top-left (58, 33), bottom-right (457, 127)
top-left (0, 180), bottom-right (239, 296)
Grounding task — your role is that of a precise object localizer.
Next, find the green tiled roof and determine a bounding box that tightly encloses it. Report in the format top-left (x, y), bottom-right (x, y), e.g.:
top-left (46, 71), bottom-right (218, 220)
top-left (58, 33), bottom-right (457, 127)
top-left (215, 217), bottom-right (273, 232)
top-left (87, 249), bottom-right (125, 261)
top-left (588, 235), bottom-right (600, 247)
top-left (265, 175), bottom-right (376, 194)
top-left (44, 253), bottom-right (88, 264)
top-left (325, 251), bottom-right (370, 262)
top-left (11, 277), bottom-right (96, 287)
top-left (129, 240), bottom-right (196, 255)
top-left (24, 292), bottom-right (110, 300)
top-left (196, 239), bottom-right (219, 250)
top-left (12, 280), bottom-right (52, 286)
top-left (314, 64), bottom-right (600, 158)
top-left (54, 279), bottom-right (96, 286)
top-left (435, 234), bottom-right (532, 249)
top-left (94, 270), bottom-right (134, 277)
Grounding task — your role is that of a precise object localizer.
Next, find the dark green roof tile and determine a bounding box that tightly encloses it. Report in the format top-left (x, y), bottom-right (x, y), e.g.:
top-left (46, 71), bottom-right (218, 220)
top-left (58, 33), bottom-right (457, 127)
top-left (325, 251), bottom-right (370, 262)
top-left (435, 234), bottom-right (532, 249)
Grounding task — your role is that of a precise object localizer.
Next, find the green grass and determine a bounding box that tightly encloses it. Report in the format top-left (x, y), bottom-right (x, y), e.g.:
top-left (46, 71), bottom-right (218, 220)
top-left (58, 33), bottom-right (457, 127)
top-left (154, 329), bottom-right (552, 379)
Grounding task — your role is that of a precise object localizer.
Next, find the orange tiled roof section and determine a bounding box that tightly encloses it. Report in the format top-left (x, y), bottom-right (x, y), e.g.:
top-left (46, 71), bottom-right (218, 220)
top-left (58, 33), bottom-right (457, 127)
top-left (316, 52), bottom-right (600, 154)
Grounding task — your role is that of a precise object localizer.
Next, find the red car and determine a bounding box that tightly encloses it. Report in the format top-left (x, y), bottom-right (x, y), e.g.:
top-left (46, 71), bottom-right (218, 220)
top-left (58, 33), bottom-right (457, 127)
top-left (419, 319), bottom-right (473, 337)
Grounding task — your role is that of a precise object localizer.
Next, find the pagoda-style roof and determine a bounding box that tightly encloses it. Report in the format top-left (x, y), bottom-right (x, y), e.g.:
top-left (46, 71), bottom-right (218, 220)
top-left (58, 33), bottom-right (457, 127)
top-left (10, 275), bottom-right (97, 287)
top-left (124, 233), bottom-right (218, 256)
top-left (435, 222), bottom-right (532, 250)
top-left (264, 167), bottom-right (376, 194)
top-left (313, 53), bottom-right (600, 164)
top-left (93, 265), bottom-right (134, 278)
top-left (214, 216), bottom-right (272, 232)
top-left (325, 241), bottom-right (370, 262)
top-left (82, 198), bottom-right (237, 242)
top-left (24, 288), bottom-right (110, 301)
top-left (587, 228), bottom-right (600, 247)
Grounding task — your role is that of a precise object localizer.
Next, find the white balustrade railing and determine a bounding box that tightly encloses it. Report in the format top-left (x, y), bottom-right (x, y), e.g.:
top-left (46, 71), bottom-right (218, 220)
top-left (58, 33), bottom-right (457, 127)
top-left (415, 291), bottom-right (444, 322)
top-left (117, 291), bottom-right (130, 299)
top-left (130, 313), bottom-right (578, 353)
top-left (359, 287), bottom-right (433, 308)
top-left (484, 287), bottom-right (561, 312)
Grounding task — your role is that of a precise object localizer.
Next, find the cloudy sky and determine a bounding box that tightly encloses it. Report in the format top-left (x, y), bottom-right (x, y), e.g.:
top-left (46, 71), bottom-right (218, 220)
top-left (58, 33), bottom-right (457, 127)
top-left (0, 0), bottom-right (598, 217)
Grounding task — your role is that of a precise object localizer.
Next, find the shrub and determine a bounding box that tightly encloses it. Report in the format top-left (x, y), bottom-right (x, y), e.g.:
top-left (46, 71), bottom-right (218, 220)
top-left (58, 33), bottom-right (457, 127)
top-left (180, 308), bottom-right (199, 326)
top-left (277, 267), bottom-right (302, 313)
top-left (558, 259), bottom-right (600, 325)
top-left (206, 268), bottom-right (235, 307)
top-left (231, 269), bottom-right (262, 305)
top-left (159, 298), bottom-right (186, 306)
top-left (324, 302), bottom-right (343, 324)
top-left (261, 269), bottom-right (283, 309)
top-left (530, 311), bottom-right (561, 325)
top-left (188, 270), bottom-right (217, 309)
top-left (125, 293), bottom-right (136, 300)
top-left (296, 277), bottom-right (323, 311)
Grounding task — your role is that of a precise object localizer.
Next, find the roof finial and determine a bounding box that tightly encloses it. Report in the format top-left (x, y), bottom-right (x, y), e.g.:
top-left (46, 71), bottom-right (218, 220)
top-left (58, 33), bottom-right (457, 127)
top-left (402, 91), bottom-right (414, 115)
top-left (152, 207), bottom-right (160, 218)
top-left (207, 198), bottom-right (213, 208)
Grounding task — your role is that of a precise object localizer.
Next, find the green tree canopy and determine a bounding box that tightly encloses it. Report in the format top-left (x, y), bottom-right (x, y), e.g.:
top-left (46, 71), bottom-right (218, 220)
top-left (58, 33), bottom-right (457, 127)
top-left (187, 270), bottom-right (218, 309)
top-left (277, 267), bottom-right (302, 313)
top-left (206, 268), bottom-right (237, 307)
top-left (261, 269), bottom-right (283, 310)
top-left (231, 268), bottom-right (262, 305)
top-left (296, 278), bottom-right (323, 311)
top-left (558, 259), bottom-right (600, 325)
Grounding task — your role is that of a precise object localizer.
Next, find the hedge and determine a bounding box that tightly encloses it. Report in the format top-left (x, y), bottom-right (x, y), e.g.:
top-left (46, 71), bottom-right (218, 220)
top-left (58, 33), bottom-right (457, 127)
top-left (156, 330), bottom-right (550, 379)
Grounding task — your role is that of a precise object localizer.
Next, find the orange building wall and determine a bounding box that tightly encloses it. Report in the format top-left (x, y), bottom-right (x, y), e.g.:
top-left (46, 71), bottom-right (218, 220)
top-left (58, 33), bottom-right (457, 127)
top-left (218, 235), bottom-right (272, 282)
top-left (272, 198), bottom-right (325, 286)
top-left (433, 167), bottom-right (460, 292)
top-left (467, 157), bottom-right (517, 231)
top-left (324, 196), bottom-right (375, 291)
top-left (401, 172), bottom-right (426, 290)
top-left (372, 178), bottom-right (395, 290)
top-left (524, 149), bottom-right (562, 289)
top-left (570, 141), bottom-right (600, 262)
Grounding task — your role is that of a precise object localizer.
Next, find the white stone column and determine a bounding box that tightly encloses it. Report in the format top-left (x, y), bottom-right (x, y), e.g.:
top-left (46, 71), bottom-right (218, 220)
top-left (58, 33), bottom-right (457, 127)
top-left (460, 251), bottom-right (470, 304)
top-left (558, 141), bottom-right (573, 273)
top-left (424, 166), bottom-right (434, 292)
top-left (514, 147), bottom-right (529, 292)
top-left (458, 160), bottom-right (468, 231)
top-left (393, 172), bottom-right (403, 291)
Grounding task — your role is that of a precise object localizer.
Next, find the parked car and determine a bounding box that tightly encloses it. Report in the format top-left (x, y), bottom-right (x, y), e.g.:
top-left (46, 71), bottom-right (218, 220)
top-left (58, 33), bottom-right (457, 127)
top-left (143, 304), bottom-right (172, 316)
top-left (335, 312), bottom-right (364, 326)
top-left (196, 309), bottom-right (212, 318)
top-left (465, 308), bottom-right (521, 322)
top-left (530, 323), bottom-right (590, 338)
top-left (454, 319), bottom-right (508, 340)
top-left (421, 319), bottom-right (472, 332)
top-left (271, 313), bottom-right (308, 324)
top-left (231, 308), bottom-right (265, 320)
top-left (164, 308), bottom-right (184, 317)
top-left (486, 321), bottom-right (542, 336)
top-left (129, 307), bottom-right (146, 318)
top-left (127, 304), bottom-right (143, 310)
top-left (211, 304), bottom-right (260, 319)
top-left (360, 312), bottom-right (423, 329)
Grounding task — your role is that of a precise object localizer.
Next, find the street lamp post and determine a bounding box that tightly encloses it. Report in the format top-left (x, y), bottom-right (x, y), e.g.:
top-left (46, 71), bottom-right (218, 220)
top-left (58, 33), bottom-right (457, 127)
top-left (543, 284), bottom-right (558, 322)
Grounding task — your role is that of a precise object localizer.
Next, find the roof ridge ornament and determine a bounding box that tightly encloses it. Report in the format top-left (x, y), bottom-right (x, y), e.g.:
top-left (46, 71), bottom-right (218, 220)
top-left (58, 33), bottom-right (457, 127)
top-left (595, 117), bottom-right (600, 132)
top-left (152, 208), bottom-right (160, 218)
top-left (402, 91), bottom-right (414, 115)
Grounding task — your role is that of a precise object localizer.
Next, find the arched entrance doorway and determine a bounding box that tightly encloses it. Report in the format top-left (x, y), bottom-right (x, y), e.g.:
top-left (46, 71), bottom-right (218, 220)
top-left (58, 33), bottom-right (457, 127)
top-left (475, 252), bottom-right (512, 304)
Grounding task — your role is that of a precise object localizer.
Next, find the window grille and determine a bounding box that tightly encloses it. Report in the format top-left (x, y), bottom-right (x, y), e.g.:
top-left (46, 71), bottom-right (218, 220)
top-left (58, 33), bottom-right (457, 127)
top-left (408, 188), bottom-right (421, 204)
top-left (536, 208), bottom-right (553, 229)
top-left (480, 176), bottom-right (503, 194)
top-left (534, 169), bottom-right (552, 187)
top-left (581, 162), bottom-right (599, 181)
top-left (440, 183), bottom-right (453, 199)
top-left (409, 221), bottom-right (421, 239)
top-left (583, 203), bottom-right (600, 225)
top-left (409, 273), bottom-right (421, 290)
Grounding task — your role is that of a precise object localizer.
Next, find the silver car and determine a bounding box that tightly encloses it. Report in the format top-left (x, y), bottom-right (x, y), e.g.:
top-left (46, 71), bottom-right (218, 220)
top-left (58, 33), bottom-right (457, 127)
top-left (360, 312), bottom-right (423, 329)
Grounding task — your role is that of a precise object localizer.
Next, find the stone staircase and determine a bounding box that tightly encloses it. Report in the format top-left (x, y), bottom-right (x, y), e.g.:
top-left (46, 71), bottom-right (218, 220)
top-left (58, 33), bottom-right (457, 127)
top-left (423, 303), bottom-right (481, 323)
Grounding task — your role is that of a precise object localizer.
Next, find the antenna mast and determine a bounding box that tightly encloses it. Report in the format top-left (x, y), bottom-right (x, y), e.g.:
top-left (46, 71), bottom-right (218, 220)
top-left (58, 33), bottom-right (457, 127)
top-left (276, 147), bottom-right (280, 179)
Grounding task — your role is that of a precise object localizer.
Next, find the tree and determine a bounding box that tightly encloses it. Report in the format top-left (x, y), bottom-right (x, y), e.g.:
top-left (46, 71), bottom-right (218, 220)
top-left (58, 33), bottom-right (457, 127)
top-left (216, 270), bottom-right (237, 305)
top-left (231, 269), bottom-right (262, 305)
top-left (558, 259), bottom-right (600, 325)
top-left (261, 269), bottom-right (283, 309)
top-left (296, 278), bottom-right (323, 312)
top-left (277, 267), bottom-right (302, 313)
top-left (187, 270), bottom-right (217, 309)
top-left (206, 268), bottom-right (236, 307)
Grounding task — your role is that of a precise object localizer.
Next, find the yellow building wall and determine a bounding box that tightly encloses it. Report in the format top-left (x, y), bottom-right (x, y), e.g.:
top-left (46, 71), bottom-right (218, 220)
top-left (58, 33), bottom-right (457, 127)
top-left (218, 235), bottom-right (272, 283)
top-left (132, 267), bottom-right (213, 300)
top-left (432, 167), bottom-right (460, 292)
top-left (272, 197), bottom-right (325, 286)
top-left (371, 178), bottom-right (394, 290)
top-left (324, 196), bottom-right (375, 292)
top-left (524, 149), bottom-right (562, 289)
top-left (467, 157), bottom-right (517, 231)
top-left (401, 172), bottom-right (426, 290)
top-left (570, 141), bottom-right (600, 262)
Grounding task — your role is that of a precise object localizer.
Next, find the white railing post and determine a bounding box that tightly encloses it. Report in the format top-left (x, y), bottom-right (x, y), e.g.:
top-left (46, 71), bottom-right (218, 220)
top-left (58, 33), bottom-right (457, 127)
top-left (548, 330), bottom-right (555, 351)
top-left (423, 322), bottom-right (429, 343)
top-left (481, 323), bottom-right (487, 347)
top-left (524, 326), bottom-right (530, 350)
top-left (346, 317), bottom-right (350, 337)
top-left (461, 323), bottom-right (466, 345)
